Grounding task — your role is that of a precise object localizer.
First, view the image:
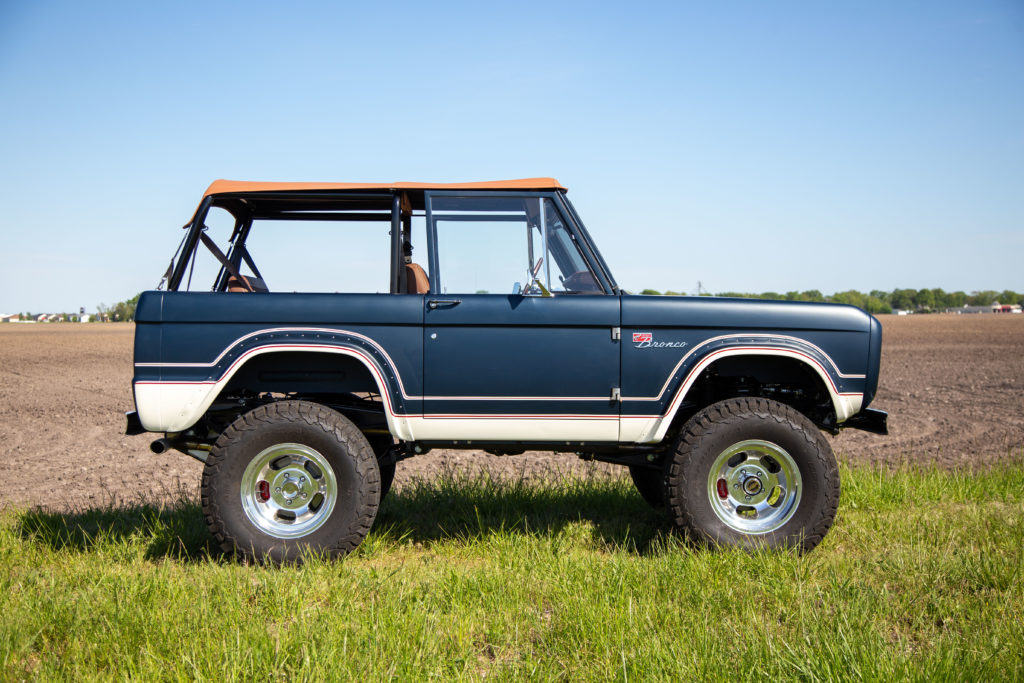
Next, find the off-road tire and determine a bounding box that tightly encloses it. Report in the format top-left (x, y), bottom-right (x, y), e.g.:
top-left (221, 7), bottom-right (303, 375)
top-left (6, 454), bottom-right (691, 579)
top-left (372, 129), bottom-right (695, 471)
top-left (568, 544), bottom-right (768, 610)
top-left (664, 397), bottom-right (839, 552)
top-left (201, 400), bottom-right (381, 563)
top-left (366, 433), bottom-right (397, 502)
top-left (628, 466), bottom-right (665, 508)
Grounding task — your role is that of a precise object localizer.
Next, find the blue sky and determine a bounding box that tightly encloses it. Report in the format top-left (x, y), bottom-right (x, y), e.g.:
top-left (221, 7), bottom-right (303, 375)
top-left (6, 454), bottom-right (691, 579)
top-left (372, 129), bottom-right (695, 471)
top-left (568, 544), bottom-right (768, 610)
top-left (1, 1), bottom-right (1021, 312)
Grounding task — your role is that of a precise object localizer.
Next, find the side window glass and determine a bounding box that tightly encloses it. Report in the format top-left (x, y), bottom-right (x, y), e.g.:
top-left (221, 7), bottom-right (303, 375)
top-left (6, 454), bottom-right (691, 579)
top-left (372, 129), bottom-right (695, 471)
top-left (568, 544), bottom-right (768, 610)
top-left (540, 199), bottom-right (602, 294)
top-left (430, 196), bottom-right (601, 295)
top-left (243, 219), bottom-right (391, 293)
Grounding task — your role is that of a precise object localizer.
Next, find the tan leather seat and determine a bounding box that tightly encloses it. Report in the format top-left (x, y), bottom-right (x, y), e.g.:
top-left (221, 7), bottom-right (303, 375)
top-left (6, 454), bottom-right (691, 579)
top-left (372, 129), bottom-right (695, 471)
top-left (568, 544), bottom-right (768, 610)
top-left (227, 275), bottom-right (269, 293)
top-left (405, 263), bottom-right (430, 294)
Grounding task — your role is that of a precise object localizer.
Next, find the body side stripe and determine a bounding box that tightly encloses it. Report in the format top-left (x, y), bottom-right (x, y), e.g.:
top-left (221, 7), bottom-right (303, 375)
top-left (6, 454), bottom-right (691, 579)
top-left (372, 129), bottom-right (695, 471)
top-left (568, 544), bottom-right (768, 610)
top-left (621, 334), bottom-right (864, 402)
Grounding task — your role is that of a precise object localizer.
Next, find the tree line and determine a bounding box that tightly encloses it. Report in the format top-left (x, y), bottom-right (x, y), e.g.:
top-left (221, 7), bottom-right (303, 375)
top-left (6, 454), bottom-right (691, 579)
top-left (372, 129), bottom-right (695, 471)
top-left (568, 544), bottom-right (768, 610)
top-left (96, 294), bottom-right (141, 322)
top-left (7, 289), bottom-right (1021, 323)
top-left (635, 288), bottom-right (1024, 315)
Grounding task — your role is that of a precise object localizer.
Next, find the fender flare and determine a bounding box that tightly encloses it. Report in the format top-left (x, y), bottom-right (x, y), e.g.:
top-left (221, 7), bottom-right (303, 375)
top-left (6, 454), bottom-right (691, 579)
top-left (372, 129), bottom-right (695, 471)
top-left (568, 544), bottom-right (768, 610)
top-left (624, 335), bottom-right (865, 443)
top-left (133, 328), bottom-right (414, 438)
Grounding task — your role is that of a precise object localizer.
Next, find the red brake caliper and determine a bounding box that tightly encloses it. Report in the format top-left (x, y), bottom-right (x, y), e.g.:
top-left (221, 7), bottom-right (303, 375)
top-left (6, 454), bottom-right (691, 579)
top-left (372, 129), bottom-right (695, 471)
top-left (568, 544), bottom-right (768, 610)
top-left (257, 480), bottom-right (270, 502)
top-left (716, 479), bottom-right (729, 499)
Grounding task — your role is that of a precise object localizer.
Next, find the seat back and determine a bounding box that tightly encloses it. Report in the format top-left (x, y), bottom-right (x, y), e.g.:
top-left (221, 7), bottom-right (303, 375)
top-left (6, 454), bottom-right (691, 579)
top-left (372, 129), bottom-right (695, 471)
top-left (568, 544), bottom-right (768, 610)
top-left (226, 275), bottom-right (269, 293)
top-left (405, 263), bottom-right (430, 294)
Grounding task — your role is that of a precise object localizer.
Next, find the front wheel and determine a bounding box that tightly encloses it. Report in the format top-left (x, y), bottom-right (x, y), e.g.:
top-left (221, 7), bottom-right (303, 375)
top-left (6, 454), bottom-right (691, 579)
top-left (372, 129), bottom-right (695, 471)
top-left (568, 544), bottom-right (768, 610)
top-left (201, 400), bottom-right (381, 562)
top-left (664, 397), bottom-right (839, 552)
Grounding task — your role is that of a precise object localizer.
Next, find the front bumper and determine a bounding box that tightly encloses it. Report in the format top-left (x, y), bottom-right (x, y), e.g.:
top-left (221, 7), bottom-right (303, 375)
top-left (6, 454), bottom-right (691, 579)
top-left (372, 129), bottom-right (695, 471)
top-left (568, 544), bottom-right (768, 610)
top-left (842, 408), bottom-right (888, 435)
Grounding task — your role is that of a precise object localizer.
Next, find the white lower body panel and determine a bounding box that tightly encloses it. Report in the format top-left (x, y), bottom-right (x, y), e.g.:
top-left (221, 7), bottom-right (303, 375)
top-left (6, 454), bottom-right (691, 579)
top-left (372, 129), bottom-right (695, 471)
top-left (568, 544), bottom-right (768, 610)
top-left (405, 416), bottom-right (619, 442)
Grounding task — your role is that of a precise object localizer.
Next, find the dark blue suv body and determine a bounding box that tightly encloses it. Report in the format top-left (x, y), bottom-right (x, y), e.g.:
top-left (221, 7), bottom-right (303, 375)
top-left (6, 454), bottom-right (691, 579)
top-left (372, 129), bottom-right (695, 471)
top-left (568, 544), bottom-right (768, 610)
top-left (127, 178), bottom-right (885, 561)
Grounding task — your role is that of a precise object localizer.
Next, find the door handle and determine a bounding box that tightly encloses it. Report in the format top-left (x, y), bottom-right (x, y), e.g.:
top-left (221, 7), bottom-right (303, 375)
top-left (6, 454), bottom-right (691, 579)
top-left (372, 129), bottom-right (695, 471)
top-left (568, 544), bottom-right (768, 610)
top-left (427, 298), bottom-right (462, 309)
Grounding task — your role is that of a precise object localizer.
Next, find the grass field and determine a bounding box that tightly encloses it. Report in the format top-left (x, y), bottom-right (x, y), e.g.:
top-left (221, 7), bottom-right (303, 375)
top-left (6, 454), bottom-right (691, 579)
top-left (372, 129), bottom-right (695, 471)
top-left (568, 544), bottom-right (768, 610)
top-left (2, 463), bottom-right (1022, 681)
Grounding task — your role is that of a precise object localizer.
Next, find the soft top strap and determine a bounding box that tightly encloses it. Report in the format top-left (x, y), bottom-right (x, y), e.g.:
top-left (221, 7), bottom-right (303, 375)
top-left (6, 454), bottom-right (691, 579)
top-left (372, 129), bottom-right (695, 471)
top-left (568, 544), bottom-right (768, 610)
top-left (198, 230), bottom-right (253, 292)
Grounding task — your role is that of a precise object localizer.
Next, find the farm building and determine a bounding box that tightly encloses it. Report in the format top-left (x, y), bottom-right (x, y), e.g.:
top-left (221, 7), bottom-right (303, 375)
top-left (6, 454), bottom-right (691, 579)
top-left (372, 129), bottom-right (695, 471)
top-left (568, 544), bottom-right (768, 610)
top-left (955, 302), bottom-right (1023, 314)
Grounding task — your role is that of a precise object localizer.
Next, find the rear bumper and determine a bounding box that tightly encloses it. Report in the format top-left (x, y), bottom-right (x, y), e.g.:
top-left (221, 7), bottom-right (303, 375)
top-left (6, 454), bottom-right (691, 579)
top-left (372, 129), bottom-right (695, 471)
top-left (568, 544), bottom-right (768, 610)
top-left (125, 411), bottom-right (146, 436)
top-left (842, 408), bottom-right (888, 435)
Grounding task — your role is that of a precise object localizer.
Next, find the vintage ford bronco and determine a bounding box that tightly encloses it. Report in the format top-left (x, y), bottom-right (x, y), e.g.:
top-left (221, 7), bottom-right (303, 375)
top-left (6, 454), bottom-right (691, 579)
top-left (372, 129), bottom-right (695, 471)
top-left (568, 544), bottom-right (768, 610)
top-left (126, 178), bottom-right (887, 561)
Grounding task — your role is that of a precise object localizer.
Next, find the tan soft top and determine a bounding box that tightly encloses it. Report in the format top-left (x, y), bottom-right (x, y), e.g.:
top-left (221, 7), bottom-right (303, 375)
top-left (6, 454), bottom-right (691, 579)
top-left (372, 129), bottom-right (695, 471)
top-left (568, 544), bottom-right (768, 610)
top-left (204, 177), bottom-right (566, 197)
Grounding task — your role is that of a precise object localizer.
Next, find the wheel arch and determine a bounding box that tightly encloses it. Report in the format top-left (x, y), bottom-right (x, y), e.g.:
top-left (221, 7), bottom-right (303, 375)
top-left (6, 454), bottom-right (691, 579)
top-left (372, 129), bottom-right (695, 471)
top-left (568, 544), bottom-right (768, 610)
top-left (135, 345), bottom-right (414, 439)
top-left (637, 346), bottom-right (864, 444)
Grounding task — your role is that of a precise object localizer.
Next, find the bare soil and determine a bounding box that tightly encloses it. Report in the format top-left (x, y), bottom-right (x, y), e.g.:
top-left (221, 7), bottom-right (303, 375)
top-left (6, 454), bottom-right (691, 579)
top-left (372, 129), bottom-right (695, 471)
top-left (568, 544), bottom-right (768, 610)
top-left (1, 315), bottom-right (1021, 511)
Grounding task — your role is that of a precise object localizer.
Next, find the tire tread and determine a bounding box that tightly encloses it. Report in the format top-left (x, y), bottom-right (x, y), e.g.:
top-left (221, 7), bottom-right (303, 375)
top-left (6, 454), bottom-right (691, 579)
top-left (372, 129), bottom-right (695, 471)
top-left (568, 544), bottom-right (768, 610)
top-left (201, 400), bottom-right (380, 562)
top-left (664, 397), bottom-right (839, 552)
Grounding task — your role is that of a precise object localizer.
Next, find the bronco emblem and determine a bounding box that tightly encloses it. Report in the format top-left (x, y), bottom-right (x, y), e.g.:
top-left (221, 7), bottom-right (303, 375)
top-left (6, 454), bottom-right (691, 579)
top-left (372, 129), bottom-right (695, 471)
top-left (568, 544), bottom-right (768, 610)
top-left (633, 332), bottom-right (687, 349)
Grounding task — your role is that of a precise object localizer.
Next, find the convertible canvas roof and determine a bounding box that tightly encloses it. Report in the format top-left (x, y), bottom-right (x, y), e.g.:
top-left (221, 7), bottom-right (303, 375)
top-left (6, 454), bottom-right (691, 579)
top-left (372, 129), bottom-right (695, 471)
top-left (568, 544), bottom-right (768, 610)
top-left (203, 177), bottom-right (566, 197)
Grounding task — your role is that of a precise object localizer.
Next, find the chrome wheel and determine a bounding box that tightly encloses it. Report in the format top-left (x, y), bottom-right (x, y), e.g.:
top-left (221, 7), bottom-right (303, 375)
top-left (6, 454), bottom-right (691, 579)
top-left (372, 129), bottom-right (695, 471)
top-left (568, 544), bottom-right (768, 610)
top-left (706, 439), bottom-right (801, 534)
top-left (240, 442), bottom-right (337, 539)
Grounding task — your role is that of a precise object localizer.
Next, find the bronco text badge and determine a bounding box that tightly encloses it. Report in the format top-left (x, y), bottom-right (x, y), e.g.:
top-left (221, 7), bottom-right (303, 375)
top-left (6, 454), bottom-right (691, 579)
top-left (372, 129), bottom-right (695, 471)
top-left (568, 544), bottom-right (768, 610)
top-left (632, 332), bottom-right (687, 349)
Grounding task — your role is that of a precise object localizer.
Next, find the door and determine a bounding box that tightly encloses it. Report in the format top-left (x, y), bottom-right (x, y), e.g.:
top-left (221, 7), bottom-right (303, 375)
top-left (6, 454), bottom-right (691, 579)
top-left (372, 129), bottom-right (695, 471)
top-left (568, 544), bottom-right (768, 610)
top-left (419, 192), bottom-right (620, 442)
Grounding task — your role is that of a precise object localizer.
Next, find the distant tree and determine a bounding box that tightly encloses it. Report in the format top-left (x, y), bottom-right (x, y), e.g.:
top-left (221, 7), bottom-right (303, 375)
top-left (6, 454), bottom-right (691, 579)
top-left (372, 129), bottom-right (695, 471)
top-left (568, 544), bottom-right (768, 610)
top-left (863, 296), bottom-right (892, 314)
top-left (640, 289), bottom-right (662, 295)
top-left (830, 290), bottom-right (864, 308)
top-left (107, 294), bottom-right (140, 322)
top-left (914, 289), bottom-right (935, 311)
top-left (760, 292), bottom-right (782, 301)
top-left (890, 289), bottom-right (915, 310)
top-left (947, 291), bottom-right (967, 308)
top-left (968, 290), bottom-right (998, 306)
top-left (800, 290), bottom-right (824, 302)
top-left (998, 290), bottom-right (1021, 306)
top-left (663, 290), bottom-right (682, 296)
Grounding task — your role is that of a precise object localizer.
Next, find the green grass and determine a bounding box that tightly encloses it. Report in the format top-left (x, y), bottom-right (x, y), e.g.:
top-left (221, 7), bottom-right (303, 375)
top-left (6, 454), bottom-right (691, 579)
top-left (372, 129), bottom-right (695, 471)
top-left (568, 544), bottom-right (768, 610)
top-left (2, 462), bottom-right (1022, 681)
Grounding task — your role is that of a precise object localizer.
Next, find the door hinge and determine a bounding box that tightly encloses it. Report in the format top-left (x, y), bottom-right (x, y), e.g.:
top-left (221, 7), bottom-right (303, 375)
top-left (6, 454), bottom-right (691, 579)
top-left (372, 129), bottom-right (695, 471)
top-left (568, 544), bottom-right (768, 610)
top-left (611, 326), bottom-right (621, 341)
top-left (610, 387), bottom-right (621, 402)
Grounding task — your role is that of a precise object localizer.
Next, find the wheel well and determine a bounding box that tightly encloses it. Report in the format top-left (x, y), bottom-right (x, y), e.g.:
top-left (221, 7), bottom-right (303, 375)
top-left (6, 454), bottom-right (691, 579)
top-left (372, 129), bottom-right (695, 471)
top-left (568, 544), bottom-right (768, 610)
top-left (200, 351), bottom-right (391, 436)
top-left (221, 351), bottom-right (379, 396)
top-left (668, 355), bottom-right (835, 434)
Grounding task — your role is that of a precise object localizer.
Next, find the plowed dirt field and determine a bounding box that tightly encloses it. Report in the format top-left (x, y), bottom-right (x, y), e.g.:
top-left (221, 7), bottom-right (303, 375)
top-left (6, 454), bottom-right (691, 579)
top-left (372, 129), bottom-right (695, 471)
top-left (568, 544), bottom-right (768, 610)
top-left (1, 315), bottom-right (1021, 511)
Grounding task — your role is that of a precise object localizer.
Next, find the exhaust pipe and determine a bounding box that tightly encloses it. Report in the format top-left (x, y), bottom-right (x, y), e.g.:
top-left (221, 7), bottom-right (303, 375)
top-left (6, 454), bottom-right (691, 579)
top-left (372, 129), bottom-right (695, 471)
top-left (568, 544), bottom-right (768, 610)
top-left (150, 437), bottom-right (210, 463)
top-left (150, 438), bottom-right (173, 454)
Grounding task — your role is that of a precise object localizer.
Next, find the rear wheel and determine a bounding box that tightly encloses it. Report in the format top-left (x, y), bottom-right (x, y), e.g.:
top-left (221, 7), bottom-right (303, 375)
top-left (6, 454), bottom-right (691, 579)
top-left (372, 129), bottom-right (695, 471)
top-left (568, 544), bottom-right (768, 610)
top-left (664, 397), bottom-right (839, 552)
top-left (201, 400), bottom-right (381, 562)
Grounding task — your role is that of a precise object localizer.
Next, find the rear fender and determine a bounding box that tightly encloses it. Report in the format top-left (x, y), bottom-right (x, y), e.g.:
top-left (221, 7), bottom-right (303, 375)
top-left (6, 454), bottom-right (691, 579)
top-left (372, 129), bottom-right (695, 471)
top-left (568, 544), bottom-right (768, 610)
top-left (133, 329), bottom-right (415, 439)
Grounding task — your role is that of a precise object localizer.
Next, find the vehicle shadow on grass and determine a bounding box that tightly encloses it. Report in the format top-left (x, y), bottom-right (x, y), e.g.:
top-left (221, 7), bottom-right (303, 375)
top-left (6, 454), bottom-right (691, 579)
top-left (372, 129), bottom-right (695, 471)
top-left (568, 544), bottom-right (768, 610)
top-left (16, 474), bottom-right (675, 562)
top-left (16, 500), bottom-right (217, 563)
top-left (374, 472), bottom-right (674, 556)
